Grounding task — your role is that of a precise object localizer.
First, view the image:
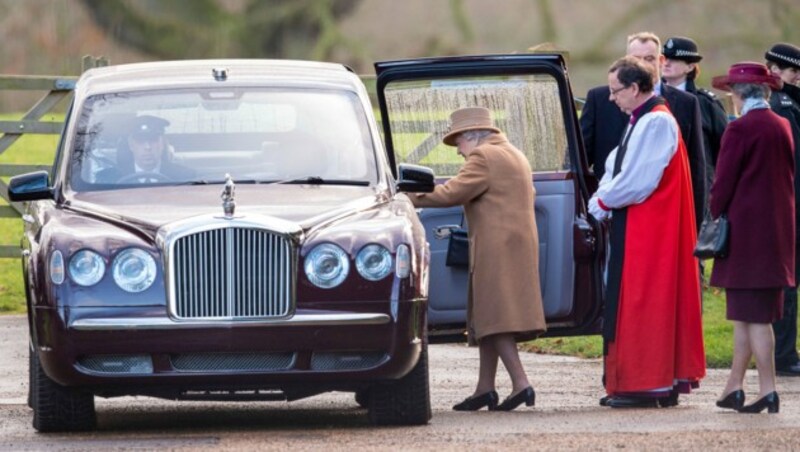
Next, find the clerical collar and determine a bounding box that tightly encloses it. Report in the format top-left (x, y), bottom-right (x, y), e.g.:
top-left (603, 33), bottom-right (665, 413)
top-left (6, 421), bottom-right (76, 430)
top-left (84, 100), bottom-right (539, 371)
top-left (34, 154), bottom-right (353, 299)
top-left (630, 93), bottom-right (658, 123)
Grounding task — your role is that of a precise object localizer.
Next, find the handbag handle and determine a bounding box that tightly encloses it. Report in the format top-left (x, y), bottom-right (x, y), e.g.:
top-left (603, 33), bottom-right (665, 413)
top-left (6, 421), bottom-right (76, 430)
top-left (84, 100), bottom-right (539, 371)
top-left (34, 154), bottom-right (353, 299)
top-left (434, 224), bottom-right (461, 240)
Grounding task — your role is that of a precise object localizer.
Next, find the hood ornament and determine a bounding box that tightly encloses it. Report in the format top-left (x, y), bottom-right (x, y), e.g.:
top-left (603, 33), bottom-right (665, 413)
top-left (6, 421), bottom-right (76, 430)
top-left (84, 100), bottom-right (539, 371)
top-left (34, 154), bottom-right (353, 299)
top-left (221, 174), bottom-right (236, 219)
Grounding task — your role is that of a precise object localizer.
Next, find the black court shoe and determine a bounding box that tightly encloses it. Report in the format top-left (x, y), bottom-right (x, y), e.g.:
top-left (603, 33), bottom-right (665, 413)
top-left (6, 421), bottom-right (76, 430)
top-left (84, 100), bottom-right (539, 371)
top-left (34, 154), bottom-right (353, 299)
top-left (738, 391), bottom-right (779, 414)
top-left (452, 390), bottom-right (499, 411)
top-left (495, 386), bottom-right (535, 411)
top-left (716, 390), bottom-right (745, 410)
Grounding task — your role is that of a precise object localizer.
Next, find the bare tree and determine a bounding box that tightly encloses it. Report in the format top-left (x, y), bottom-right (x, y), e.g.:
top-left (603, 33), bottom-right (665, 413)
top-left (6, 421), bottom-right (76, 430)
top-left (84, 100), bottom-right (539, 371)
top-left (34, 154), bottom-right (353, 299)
top-left (80, 0), bottom-right (362, 60)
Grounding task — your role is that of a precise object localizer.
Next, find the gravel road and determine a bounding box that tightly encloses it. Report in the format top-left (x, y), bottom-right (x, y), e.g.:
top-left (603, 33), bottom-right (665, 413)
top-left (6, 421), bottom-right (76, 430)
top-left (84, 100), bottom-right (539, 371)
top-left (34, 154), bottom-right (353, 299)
top-left (1, 314), bottom-right (799, 451)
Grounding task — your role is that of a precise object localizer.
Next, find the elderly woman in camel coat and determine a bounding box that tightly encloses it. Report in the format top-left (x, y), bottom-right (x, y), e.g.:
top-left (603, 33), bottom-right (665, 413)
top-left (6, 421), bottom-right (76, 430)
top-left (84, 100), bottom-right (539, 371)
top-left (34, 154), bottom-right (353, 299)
top-left (410, 107), bottom-right (545, 412)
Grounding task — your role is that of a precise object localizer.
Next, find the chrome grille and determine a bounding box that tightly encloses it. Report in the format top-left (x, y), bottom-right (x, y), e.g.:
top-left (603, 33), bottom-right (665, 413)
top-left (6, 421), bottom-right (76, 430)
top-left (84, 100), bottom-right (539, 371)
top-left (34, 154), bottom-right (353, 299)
top-left (171, 228), bottom-right (294, 319)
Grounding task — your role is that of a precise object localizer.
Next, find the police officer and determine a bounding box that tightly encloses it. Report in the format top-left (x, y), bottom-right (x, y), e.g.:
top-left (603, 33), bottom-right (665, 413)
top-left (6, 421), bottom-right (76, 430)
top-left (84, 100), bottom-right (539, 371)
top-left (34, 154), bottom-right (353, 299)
top-left (662, 36), bottom-right (727, 294)
top-left (662, 36), bottom-right (728, 168)
top-left (765, 42), bottom-right (800, 376)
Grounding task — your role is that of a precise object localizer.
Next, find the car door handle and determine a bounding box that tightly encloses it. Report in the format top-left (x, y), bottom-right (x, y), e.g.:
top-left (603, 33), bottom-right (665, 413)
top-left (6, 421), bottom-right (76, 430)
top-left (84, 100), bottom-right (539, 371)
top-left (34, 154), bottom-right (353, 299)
top-left (433, 224), bottom-right (461, 240)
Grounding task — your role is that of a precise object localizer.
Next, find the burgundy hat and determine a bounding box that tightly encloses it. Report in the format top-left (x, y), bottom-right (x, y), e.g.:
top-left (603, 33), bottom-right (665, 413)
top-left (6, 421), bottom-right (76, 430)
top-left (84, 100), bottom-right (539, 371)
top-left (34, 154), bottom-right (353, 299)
top-left (711, 62), bottom-right (782, 92)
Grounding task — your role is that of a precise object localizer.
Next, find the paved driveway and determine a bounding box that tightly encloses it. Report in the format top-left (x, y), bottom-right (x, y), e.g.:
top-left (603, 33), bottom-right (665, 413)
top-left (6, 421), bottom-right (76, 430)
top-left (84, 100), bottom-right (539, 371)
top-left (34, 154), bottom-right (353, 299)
top-left (1, 315), bottom-right (799, 450)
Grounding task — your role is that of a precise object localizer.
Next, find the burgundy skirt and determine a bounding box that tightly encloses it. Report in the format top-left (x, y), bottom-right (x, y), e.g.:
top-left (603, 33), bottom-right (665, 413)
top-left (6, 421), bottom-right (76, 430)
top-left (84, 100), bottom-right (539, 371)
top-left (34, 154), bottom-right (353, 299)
top-left (725, 288), bottom-right (784, 323)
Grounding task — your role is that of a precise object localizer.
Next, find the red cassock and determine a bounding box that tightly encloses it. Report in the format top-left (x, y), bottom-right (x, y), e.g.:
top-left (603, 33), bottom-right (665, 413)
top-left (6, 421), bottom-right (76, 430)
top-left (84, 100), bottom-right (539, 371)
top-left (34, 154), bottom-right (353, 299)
top-left (605, 104), bottom-right (707, 395)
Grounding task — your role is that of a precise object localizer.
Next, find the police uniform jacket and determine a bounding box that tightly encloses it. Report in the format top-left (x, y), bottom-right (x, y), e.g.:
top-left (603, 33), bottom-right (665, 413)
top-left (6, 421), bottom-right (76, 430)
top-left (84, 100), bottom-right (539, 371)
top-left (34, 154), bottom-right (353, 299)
top-left (770, 83), bottom-right (800, 274)
top-left (686, 79), bottom-right (728, 166)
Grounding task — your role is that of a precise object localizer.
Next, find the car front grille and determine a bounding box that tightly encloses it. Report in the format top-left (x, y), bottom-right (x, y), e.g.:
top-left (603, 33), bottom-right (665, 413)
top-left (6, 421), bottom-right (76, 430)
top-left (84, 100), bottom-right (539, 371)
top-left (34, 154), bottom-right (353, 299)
top-left (170, 352), bottom-right (295, 372)
top-left (171, 227), bottom-right (294, 320)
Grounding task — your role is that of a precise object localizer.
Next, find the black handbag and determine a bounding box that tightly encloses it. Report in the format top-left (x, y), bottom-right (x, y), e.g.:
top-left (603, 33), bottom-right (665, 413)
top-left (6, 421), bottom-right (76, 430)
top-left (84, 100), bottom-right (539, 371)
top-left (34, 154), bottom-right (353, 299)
top-left (693, 214), bottom-right (730, 260)
top-left (445, 228), bottom-right (469, 267)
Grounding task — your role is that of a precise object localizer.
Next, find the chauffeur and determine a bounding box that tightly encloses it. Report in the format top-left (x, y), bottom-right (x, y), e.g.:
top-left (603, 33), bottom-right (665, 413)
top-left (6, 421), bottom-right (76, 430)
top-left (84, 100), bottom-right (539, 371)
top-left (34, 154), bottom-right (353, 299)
top-left (765, 42), bottom-right (800, 377)
top-left (96, 115), bottom-right (194, 184)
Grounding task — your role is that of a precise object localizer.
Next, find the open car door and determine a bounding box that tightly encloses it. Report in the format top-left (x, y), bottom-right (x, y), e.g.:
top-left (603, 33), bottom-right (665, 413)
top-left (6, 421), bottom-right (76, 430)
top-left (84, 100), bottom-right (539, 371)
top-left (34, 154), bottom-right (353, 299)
top-left (375, 54), bottom-right (605, 339)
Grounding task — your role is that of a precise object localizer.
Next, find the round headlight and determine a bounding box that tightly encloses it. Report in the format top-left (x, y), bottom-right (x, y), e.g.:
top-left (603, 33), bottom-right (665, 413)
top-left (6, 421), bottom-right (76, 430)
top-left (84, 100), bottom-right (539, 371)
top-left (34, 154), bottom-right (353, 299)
top-left (356, 244), bottom-right (393, 281)
top-left (304, 243), bottom-right (349, 289)
top-left (68, 250), bottom-right (106, 286)
top-left (113, 248), bottom-right (157, 293)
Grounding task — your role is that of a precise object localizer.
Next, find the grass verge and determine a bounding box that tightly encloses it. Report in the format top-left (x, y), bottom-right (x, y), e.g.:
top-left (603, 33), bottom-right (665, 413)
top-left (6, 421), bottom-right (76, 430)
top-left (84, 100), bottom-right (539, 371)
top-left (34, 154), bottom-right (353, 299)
top-left (521, 283), bottom-right (737, 368)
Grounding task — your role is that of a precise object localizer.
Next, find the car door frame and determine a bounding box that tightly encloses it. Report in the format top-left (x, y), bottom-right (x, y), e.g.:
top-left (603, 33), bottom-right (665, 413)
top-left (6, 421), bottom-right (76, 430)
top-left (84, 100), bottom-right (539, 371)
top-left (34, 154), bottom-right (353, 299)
top-left (375, 53), bottom-right (605, 337)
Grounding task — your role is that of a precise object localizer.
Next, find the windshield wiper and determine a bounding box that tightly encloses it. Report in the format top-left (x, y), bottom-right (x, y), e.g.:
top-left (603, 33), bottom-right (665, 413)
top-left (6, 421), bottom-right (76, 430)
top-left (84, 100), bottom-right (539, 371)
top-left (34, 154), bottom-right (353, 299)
top-left (180, 177), bottom-right (369, 186)
top-left (281, 177), bottom-right (370, 186)
top-left (181, 179), bottom-right (259, 185)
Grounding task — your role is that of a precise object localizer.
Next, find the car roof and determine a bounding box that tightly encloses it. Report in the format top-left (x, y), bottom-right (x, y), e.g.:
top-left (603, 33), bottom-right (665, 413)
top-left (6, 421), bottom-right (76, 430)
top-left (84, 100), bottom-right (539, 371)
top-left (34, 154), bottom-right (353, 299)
top-left (76, 59), bottom-right (362, 97)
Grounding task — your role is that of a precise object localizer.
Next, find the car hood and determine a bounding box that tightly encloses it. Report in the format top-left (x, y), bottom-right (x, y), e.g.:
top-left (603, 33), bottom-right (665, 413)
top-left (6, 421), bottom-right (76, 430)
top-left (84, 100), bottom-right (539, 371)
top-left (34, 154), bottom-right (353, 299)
top-left (66, 184), bottom-right (388, 235)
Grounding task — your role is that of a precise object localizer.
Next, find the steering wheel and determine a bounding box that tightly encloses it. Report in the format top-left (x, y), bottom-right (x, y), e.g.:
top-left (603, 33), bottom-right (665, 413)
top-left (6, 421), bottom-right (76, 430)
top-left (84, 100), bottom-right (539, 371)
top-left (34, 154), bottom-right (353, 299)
top-left (116, 172), bottom-right (174, 184)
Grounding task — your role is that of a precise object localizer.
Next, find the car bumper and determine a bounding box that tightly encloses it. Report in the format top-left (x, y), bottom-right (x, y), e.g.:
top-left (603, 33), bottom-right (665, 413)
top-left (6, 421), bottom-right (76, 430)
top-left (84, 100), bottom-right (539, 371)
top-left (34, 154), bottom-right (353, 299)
top-left (34, 299), bottom-right (426, 396)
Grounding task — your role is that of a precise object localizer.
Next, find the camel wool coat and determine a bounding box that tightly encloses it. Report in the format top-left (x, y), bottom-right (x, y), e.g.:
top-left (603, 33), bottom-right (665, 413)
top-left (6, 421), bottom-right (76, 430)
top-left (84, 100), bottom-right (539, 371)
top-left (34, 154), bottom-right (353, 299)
top-left (411, 133), bottom-right (546, 343)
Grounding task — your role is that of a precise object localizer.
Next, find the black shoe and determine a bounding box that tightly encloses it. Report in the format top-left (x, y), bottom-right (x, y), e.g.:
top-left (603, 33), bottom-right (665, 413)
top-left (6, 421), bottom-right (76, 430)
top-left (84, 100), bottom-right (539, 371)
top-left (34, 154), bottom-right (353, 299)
top-left (496, 386), bottom-right (535, 411)
top-left (452, 390), bottom-right (499, 411)
top-left (599, 395), bottom-right (611, 406)
top-left (716, 389), bottom-right (745, 410)
top-left (658, 389), bottom-right (680, 408)
top-left (776, 362), bottom-right (800, 376)
top-left (738, 391), bottom-right (780, 414)
top-left (605, 396), bottom-right (659, 409)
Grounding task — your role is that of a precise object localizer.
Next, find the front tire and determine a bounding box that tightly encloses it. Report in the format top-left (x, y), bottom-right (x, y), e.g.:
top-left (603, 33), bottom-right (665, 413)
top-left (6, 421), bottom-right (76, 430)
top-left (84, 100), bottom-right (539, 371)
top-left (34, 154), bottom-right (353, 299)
top-left (30, 349), bottom-right (96, 432)
top-left (367, 344), bottom-right (431, 426)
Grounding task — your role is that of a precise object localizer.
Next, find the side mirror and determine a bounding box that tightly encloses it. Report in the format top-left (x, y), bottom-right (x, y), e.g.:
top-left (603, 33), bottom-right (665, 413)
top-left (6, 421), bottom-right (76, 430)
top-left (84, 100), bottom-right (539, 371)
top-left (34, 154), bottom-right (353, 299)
top-left (396, 163), bottom-right (435, 193)
top-left (8, 171), bottom-right (52, 202)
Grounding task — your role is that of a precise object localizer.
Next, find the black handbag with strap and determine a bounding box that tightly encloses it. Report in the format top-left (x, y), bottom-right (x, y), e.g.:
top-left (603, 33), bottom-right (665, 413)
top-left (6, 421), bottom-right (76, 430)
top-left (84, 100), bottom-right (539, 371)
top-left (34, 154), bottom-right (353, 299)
top-left (693, 214), bottom-right (730, 260)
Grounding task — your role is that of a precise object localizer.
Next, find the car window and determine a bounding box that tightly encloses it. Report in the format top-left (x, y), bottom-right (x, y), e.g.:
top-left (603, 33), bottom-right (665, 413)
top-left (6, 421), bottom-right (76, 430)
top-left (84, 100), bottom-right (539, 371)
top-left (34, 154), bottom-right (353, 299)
top-left (382, 74), bottom-right (569, 176)
top-left (68, 88), bottom-right (378, 190)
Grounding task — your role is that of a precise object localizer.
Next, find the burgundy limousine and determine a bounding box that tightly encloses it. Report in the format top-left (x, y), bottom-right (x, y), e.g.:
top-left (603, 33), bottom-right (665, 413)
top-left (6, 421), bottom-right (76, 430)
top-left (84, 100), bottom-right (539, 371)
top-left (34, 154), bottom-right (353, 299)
top-left (9, 55), bottom-right (605, 432)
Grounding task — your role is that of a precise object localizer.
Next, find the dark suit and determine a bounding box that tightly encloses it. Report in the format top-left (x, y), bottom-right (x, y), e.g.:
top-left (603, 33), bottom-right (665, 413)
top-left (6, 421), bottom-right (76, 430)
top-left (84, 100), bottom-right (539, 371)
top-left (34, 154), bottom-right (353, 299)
top-left (580, 83), bottom-right (708, 231)
top-left (770, 83), bottom-right (800, 370)
top-left (579, 86), bottom-right (628, 182)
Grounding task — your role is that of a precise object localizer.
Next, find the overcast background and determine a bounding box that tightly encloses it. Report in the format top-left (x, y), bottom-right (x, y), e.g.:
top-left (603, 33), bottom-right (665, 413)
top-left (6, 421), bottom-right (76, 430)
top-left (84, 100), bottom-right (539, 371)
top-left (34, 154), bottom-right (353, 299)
top-left (0, 0), bottom-right (798, 109)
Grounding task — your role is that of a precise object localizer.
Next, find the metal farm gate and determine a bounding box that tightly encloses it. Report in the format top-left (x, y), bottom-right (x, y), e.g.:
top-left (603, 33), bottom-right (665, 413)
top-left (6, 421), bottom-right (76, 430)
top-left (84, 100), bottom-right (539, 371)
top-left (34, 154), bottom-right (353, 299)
top-left (0, 56), bottom-right (108, 258)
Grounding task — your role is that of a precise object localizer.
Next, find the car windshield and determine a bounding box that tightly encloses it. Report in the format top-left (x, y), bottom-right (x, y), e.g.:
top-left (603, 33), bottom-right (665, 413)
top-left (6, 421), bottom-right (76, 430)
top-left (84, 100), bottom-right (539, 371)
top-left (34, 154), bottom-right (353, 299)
top-left (68, 87), bottom-right (379, 191)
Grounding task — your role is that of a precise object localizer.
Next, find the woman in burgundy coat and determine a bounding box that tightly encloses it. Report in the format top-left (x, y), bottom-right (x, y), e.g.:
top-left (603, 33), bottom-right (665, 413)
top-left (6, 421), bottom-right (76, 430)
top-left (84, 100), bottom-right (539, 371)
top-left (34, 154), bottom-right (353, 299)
top-left (710, 62), bottom-right (795, 414)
